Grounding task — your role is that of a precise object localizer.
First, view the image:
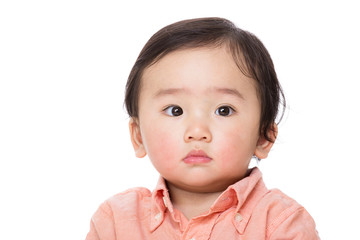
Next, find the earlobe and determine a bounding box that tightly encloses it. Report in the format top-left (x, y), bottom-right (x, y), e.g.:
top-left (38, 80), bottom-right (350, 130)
top-left (254, 124), bottom-right (278, 159)
top-left (129, 118), bottom-right (147, 158)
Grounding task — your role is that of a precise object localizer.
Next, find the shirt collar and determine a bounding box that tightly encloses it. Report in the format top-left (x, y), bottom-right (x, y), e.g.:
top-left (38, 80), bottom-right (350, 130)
top-left (149, 177), bottom-right (171, 232)
top-left (149, 167), bottom-right (268, 233)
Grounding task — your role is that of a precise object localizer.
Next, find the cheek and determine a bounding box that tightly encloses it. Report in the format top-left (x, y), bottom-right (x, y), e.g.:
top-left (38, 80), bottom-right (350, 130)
top-left (214, 129), bottom-right (256, 168)
top-left (143, 127), bottom-right (181, 170)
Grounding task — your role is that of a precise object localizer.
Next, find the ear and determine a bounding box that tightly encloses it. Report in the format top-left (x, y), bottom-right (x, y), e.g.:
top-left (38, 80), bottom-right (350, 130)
top-left (129, 118), bottom-right (147, 158)
top-left (254, 124), bottom-right (278, 159)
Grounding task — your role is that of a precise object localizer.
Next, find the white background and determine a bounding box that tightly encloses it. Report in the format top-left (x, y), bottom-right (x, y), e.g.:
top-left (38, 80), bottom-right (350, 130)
top-left (1, 1), bottom-right (359, 239)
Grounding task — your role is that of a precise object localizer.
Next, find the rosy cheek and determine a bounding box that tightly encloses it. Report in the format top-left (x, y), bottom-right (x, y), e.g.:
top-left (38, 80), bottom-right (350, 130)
top-left (218, 144), bottom-right (238, 167)
top-left (146, 128), bottom-right (179, 171)
top-left (215, 131), bottom-right (251, 168)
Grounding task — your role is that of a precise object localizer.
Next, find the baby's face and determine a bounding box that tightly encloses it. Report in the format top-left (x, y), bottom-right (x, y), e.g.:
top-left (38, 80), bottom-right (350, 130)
top-left (130, 46), bottom-right (272, 193)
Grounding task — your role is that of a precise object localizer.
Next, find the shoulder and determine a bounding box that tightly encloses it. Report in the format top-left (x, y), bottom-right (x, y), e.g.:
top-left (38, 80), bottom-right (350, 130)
top-left (255, 189), bottom-right (319, 239)
top-left (86, 187), bottom-right (152, 240)
top-left (96, 187), bottom-right (152, 218)
top-left (260, 188), bottom-right (301, 217)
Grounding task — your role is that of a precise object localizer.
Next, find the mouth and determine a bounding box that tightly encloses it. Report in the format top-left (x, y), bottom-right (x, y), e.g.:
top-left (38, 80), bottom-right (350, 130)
top-left (183, 150), bottom-right (212, 164)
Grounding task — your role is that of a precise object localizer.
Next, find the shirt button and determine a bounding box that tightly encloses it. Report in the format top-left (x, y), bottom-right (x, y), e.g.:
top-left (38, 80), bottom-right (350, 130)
top-left (155, 212), bottom-right (161, 221)
top-left (235, 213), bottom-right (243, 222)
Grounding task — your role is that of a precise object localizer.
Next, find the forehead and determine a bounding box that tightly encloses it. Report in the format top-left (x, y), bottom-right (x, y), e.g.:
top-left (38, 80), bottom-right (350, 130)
top-left (141, 46), bottom-right (255, 92)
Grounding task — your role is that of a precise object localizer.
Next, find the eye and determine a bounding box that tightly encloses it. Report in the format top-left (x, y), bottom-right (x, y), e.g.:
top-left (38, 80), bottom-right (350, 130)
top-left (163, 105), bottom-right (183, 117)
top-left (215, 106), bottom-right (235, 116)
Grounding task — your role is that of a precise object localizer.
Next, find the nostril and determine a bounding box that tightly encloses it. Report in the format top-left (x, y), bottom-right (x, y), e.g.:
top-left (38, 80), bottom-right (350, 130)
top-left (184, 125), bottom-right (212, 142)
top-left (185, 133), bottom-right (211, 142)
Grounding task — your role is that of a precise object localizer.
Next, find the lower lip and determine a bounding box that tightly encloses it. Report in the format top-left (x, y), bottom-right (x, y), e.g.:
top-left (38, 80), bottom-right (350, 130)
top-left (183, 156), bottom-right (212, 164)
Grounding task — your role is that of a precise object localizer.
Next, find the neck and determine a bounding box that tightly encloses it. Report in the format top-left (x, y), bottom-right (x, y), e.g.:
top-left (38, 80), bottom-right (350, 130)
top-left (167, 183), bottom-right (224, 220)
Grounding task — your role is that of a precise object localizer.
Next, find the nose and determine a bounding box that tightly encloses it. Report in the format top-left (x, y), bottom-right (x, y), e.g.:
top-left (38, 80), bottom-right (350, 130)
top-left (184, 120), bottom-right (212, 143)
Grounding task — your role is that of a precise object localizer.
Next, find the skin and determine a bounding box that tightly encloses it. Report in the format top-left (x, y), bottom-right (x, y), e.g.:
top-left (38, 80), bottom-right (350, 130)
top-left (129, 46), bottom-right (276, 219)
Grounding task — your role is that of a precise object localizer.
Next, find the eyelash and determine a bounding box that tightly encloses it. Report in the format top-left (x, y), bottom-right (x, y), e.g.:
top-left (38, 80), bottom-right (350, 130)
top-left (215, 105), bottom-right (236, 117)
top-left (163, 105), bottom-right (183, 117)
top-left (163, 105), bottom-right (236, 117)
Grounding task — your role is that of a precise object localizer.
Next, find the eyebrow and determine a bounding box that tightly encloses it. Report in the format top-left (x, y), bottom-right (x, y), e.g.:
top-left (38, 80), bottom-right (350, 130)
top-left (154, 87), bottom-right (244, 100)
top-left (212, 87), bottom-right (245, 100)
top-left (154, 88), bottom-right (190, 97)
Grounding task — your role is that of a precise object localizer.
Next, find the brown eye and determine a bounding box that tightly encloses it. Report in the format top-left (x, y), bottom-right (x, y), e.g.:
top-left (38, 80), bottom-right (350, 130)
top-left (164, 105), bottom-right (183, 116)
top-left (215, 106), bottom-right (234, 116)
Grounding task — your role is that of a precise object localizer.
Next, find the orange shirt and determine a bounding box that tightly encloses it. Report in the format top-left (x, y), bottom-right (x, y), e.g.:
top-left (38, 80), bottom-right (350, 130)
top-left (86, 168), bottom-right (319, 239)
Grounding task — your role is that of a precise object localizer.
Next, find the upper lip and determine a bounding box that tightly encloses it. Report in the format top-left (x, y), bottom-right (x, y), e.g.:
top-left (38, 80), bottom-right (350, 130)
top-left (184, 149), bottom-right (211, 159)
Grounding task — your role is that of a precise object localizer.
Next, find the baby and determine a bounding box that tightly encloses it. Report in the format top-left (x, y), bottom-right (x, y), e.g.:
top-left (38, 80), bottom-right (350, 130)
top-left (86, 17), bottom-right (319, 239)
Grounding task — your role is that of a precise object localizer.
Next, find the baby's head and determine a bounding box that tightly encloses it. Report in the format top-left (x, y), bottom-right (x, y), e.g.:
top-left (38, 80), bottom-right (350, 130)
top-left (126, 17), bottom-right (285, 143)
top-left (124, 17), bottom-right (285, 192)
